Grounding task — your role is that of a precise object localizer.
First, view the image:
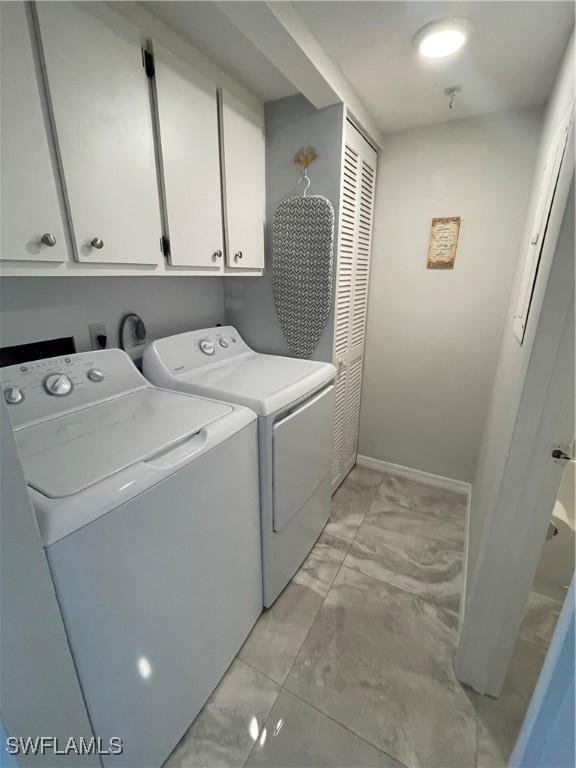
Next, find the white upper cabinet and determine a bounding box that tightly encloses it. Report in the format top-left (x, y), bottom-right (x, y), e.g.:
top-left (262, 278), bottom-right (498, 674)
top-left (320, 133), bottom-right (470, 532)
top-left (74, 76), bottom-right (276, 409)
top-left (0, 2), bottom-right (67, 263)
top-left (36, 2), bottom-right (162, 265)
top-left (153, 45), bottom-right (224, 270)
top-left (220, 91), bottom-right (265, 270)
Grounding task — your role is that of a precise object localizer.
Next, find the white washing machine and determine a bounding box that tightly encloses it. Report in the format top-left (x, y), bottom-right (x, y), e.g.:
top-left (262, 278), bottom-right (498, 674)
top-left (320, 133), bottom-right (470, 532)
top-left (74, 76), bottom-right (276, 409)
top-left (143, 327), bottom-right (336, 607)
top-left (1, 349), bottom-right (262, 767)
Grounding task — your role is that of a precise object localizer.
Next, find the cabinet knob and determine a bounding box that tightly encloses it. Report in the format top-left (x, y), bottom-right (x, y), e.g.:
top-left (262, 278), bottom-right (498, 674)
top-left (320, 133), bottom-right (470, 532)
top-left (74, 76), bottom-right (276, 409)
top-left (213, 250), bottom-right (223, 261)
top-left (40, 233), bottom-right (57, 247)
top-left (234, 251), bottom-right (243, 262)
top-left (90, 237), bottom-right (104, 250)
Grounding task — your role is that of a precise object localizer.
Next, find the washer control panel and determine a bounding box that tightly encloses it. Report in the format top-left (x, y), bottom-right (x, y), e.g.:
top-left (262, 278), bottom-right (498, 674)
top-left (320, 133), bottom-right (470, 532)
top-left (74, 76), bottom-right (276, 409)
top-left (148, 326), bottom-right (252, 377)
top-left (1, 349), bottom-right (144, 428)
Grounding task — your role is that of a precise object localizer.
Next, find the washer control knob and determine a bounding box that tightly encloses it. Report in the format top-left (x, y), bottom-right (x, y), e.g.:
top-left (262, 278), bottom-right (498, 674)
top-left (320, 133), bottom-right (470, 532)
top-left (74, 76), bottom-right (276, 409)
top-left (199, 339), bottom-right (215, 356)
top-left (87, 368), bottom-right (104, 382)
top-left (219, 338), bottom-right (229, 348)
top-left (4, 387), bottom-right (24, 404)
top-left (44, 373), bottom-right (73, 397)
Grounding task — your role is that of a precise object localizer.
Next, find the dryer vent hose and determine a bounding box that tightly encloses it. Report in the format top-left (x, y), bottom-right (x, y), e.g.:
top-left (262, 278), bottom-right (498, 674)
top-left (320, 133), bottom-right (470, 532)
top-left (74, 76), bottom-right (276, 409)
top-left (119, 313), bottom-right (147, 351)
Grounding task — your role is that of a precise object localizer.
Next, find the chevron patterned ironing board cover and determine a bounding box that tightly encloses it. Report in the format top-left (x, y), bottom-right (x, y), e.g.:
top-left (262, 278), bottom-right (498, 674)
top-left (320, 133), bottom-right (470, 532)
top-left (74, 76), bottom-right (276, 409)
top-left (273, 194), bottom-right (335, 358)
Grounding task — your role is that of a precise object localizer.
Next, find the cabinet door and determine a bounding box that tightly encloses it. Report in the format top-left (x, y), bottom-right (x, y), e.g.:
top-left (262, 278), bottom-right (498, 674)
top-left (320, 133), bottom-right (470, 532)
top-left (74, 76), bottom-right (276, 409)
top-left (0, 2), bottom-right (67, 263)
top-left (36, 2), bottom-right (161, 265)
top-left (332, 122), bottom-right (377, 490)
top-left (221, 91), bottom-right (265, 270)
top-left (153, 45), bottom-right (223, 270)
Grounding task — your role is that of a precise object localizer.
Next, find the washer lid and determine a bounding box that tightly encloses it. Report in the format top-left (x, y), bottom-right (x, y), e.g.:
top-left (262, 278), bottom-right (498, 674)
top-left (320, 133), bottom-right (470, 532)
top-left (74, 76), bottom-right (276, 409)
top-left (15, 388), bottom-right (231, 498)
top-left (174, 353), bottom-right (336, 415)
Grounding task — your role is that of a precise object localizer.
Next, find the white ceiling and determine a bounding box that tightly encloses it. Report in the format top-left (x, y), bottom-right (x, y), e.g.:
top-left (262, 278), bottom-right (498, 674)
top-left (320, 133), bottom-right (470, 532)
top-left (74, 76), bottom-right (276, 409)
top-left (144, 1), bottom-right (298, 102)
top-left (296, 1), bottom-right (574, 133)
top-left (144, 1), bottom-right (573, 135)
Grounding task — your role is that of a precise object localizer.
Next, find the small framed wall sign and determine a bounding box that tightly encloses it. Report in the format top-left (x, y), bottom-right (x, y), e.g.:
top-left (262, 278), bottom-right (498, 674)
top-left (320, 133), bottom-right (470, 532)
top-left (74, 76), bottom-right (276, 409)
top-left (427, 216), bottom-right (461, 269)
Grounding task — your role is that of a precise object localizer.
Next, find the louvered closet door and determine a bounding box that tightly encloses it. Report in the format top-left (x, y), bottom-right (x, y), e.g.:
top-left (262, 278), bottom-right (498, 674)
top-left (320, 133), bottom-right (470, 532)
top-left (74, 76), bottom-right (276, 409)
top-left (332, 122), bottom-right (378, 490)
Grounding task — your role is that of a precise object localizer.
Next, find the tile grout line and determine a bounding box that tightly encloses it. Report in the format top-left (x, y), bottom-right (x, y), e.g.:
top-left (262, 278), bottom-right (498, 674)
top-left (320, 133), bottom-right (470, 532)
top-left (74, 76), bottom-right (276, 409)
top-left (263, 475), bottom-right (385, 753)
top-left (329, 473), bottom-right (478, 767)
top-left (342, 537), bottom-right (465, 615)
top-left (236, 659), bottom-right (282, 768)
top-left (237, 655), bottom-right (283, 690)
top-left (515, 633), bottom-right (558, 653)
top-left (343, 472), bottom-right (469, 622)
top-left (275, 473), bottom-right (383, 692)
top-left (242, 469), bottom-right (385, 768)
top-left (242, 474), bottom-right (394, 768)
top-left (283, 686), bottom-right (410, 768)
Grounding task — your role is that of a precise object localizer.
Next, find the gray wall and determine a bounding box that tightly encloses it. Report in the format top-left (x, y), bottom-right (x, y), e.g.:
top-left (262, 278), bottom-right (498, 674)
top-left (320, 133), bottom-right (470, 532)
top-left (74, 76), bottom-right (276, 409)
top-left (224, 94), bottom-right (344, 362)
top-left (467, 32), bottom-right (575, 593)
top-left (0, 276), bottom-right (225, 353)
top-left (1, 403), bottom-right (98, 766)
top-left (358, 108), bottom-right (542, 482)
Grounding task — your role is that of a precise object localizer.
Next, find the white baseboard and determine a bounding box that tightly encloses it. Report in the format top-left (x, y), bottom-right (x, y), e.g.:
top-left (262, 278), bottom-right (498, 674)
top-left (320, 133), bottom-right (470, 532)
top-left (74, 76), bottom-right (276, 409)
top-left (458, 488), bottom-right (473, 638)
top-left (356, 455), bottom-right (471, 496)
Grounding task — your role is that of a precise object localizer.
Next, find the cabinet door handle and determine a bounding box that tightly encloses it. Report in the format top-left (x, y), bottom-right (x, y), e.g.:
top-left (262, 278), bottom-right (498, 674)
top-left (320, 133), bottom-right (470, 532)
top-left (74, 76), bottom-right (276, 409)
top-left (40, 233), bottom-right (57, 247)
top-left (234, 251), bottom-right (243, 262)
top-left (212, 250), bottom-right (223, 261)
top-left (90, 237), bottom-right (104, 250)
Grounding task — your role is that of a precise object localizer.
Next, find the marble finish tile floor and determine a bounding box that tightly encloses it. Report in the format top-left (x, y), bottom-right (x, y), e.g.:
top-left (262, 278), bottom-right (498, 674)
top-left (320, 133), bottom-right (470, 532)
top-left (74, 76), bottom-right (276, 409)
top-left (165, 659), bottom-right (279, 768)
top-left (285, 566), bottom-right (477, 767)
top-left (165, 466), bottom-right (561, 768)
top-left (518, 589), bottom-right (562, 650)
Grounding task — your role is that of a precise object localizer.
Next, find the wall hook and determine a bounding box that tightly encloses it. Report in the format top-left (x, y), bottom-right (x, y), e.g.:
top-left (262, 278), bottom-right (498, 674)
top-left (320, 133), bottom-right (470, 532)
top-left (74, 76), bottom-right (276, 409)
top-left (294, 146), bottom-right (317, 197)
top-left (297, 168), bottom-right (312, 197)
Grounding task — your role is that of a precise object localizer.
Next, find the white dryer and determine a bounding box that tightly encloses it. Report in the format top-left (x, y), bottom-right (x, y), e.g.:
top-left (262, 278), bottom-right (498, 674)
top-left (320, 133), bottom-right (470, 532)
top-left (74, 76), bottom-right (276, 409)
top-left (143, 327), bottom-right (336, 607)
top-left (1, 349), bottom-right (262, 767)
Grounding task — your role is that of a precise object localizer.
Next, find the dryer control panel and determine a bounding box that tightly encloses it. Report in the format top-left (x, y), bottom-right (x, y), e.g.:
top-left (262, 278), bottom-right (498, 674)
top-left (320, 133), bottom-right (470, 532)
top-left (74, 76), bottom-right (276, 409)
top-left (1, 349), bottom-right (146, 428)
top-left (144, 326), bottom-right (252, 377)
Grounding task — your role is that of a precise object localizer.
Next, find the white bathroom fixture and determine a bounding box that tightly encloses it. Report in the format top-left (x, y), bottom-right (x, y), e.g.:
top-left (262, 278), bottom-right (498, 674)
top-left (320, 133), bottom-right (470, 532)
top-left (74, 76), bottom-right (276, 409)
top-left (1, 349), bottom-right (262, 767)
top-left (415, 18), bottom-right (471, 59)
top-left (144, 326), bottom-right (336, 607)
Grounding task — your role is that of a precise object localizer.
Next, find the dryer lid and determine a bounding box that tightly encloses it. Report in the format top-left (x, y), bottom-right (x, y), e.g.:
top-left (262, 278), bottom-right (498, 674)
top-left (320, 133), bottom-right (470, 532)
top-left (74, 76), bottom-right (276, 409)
top-left (174, 353), bottom-right (336, 416)
top-left (15, 388), bottom-right (231, 498)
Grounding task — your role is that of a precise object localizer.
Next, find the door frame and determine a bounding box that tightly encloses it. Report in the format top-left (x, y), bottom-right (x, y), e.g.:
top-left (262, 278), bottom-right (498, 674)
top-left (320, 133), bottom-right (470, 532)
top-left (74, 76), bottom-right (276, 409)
top-left (455, 120), bottom-right (575, 695)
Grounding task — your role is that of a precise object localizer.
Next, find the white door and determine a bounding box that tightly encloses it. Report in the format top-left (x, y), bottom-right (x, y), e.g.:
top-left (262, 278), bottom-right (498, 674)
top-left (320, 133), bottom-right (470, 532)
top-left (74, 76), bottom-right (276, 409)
top-left (332, 122), bottom-right (378, 490)
top-left (36, 2), bottom-right (162, 265)
top-left (0, 3), bottom-right (67, 263)
top-left (152, 45), bottom-right (224, 270)
top-left (220, 90), bottom-right (265, 270)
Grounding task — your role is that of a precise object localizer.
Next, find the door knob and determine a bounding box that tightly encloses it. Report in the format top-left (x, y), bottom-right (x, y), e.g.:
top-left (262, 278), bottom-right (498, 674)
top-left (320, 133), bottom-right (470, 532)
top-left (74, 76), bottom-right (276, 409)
top-left (234, 251), bottom-right (243, 262)
top-left (552, 448), bottom-right (575, 463)
top-left (40, 233), bottom-right (57, 247)
top-left (90, 237), bottom-right (104, 250)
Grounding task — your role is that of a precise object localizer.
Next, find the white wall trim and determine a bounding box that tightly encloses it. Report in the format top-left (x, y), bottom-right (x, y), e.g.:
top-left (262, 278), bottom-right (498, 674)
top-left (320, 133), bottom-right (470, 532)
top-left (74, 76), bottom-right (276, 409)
top-left (458, 489), bottom-right (473, 638)
top-left (357, 455), bottom-right (471, 496)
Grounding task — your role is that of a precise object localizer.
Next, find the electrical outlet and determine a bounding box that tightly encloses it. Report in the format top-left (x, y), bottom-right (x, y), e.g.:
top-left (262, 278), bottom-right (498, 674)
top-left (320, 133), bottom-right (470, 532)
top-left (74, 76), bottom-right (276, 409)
top-left (88, 322), bottom-right (108, 350)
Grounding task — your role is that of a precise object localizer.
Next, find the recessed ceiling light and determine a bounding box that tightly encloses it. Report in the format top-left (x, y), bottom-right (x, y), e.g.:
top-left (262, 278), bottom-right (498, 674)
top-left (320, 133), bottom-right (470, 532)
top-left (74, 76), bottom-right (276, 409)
top-left (415, 18), bottom-right (471, 59)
